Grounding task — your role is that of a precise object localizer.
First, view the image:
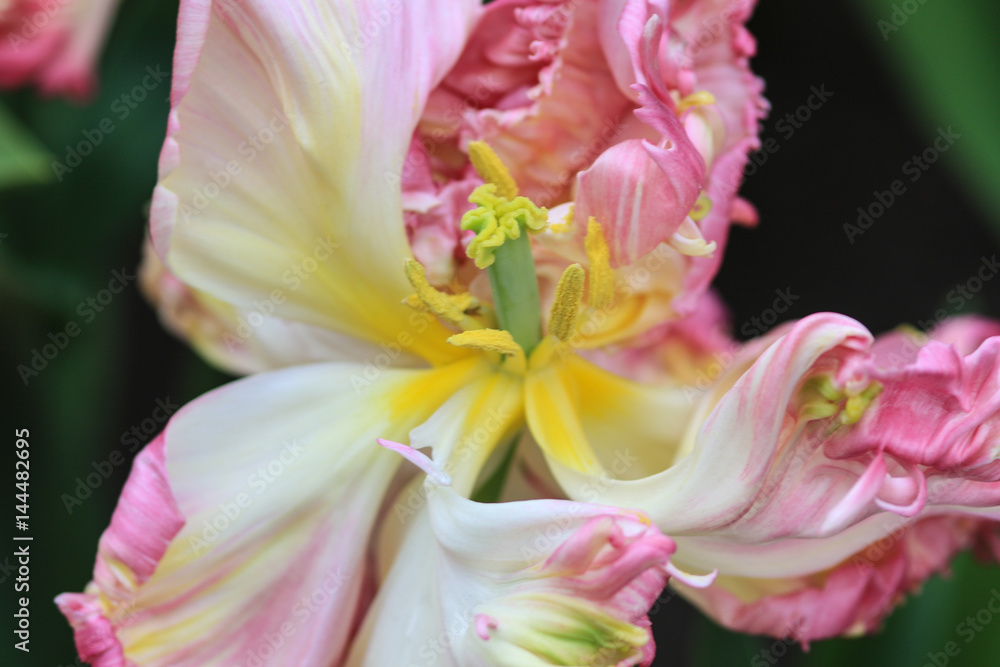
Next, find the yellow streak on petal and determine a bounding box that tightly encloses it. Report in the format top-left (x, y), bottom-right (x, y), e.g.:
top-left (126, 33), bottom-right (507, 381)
top-left (584, 218), bottom-right (614, 310)
top-left (448, 329), bottom-right (522, 357)
top-left (549, 264), bottom-right (585, 341)
top-left (468, 140), bottom-right (518, 199)
top-left (389, 356), bottom-right (493, 422)
top-left (524, 338), bottom-right (605, 475)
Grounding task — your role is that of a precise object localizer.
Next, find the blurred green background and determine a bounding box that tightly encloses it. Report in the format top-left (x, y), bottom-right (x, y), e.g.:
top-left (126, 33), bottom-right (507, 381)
top-left (2, 0), bottom-right (1000, 665)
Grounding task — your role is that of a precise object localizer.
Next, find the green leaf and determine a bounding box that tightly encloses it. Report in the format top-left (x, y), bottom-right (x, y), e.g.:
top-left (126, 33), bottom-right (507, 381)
top-left (0, 102), bottom-right (53, 187)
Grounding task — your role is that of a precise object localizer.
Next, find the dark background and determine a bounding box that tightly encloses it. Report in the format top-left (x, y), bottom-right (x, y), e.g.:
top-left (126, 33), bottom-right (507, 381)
top-left (2, 0), bottom-right (1000, 665)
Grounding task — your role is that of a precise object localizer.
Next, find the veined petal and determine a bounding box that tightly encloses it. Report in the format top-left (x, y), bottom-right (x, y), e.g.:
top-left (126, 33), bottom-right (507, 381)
top-left (676, 516), bottom-right (978, 642)
top-left (140, 239), bottom-right (426, 375)
top-left (349, 478), bottom-right (691, 666)
top-left (572, 103), bottom-right (705, 268)
top-left (151, 0), bottom-right (480, 365)
top-left (58, 357), bottom-right (489, 666)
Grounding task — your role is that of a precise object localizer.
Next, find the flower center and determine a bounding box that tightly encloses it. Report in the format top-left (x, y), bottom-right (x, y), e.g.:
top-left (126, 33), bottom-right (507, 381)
top-left (403, 142), bottom-right (621, 366)
top-left (799, 375), bottom-right (883, 425)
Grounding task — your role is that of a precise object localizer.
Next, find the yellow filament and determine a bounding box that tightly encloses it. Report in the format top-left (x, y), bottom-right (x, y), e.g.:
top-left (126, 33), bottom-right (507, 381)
top-left (584, 218), bottom-right (614, 310)
top-left (468, 141), bottom-right (518, 199)
top-left (447, 329), bottom-right (522, 356)
top-left (549, 264), bottom-right (585, 341)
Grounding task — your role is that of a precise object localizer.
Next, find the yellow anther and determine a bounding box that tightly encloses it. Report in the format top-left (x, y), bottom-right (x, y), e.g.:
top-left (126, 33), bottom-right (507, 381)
top-left (404, 259), bottom-right (465, 325)
top-left (468, 141), bottom-right (518, 200)
top-left (549, 264), bottom-right (585, 341)
top-left (677, 90), bottom-right (716, 114)
top-left (584, 218), bottom-right (614, 310)
top-left (799, 376), bottom-right (882, 425)
top-left (447, 329), bottom-right (522, 356)
top-left (842, 383), bottom-right (883, 425)
top-left (461, 184), bottom-right (548, 269)
top-left (689, 194), bottom-right (713, 222)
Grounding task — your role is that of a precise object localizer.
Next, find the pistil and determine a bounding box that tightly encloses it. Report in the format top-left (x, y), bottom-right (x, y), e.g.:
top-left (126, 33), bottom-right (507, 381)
top-left (462, 142), bottom-right (547, 355)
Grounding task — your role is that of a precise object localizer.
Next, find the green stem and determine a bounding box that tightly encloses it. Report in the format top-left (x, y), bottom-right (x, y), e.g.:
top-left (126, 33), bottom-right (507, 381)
top-left (486, 232), bottom-right (542, 355)
top-left (470, 433), bottom-right (521, 503)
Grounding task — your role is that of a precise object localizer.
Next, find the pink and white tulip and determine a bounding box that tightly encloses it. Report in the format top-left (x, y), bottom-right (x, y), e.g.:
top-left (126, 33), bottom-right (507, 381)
top-left (66, 0), bottom-right (1000, 659)
top-left (63, 0), bottom-right (739, 664)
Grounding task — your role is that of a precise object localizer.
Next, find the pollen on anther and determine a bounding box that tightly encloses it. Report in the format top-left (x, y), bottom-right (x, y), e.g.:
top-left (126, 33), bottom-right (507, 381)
top-left (549, 263), bottom-right (585, 341)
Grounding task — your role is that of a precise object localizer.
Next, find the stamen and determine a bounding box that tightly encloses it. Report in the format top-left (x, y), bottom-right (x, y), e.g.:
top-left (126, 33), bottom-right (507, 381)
top-left (549, 264), bottom-right (585, 341)
top-left (468, 140), bottom-right (518, 199)
top-left (404, 259), bottom-right (477, 326)
top-left (677, 90), bottom-right (716, 114)
top-left (584, 218), bottom-right (614, 310)
top-left (447, 329), bottom-right (523, 357)
top-left (842, 382), bottom-right (883, 425)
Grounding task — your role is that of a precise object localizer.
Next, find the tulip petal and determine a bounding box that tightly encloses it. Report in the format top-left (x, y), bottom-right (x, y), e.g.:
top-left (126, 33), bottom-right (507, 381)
top-left (573, 93), bottom-right (706, 268)
top-left (58, 356), bottom-right (489, 666)
top-left (349, 480), bottom-right (686, 666)
top-left (152, 0), bottom-right (480, 364)
top-left (140, 239), bottom-right (427, 375)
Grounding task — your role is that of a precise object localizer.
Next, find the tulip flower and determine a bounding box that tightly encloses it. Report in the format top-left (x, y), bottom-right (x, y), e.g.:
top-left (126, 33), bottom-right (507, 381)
top-left (0, 0), bottom-right (121, 100)
top-left (61, 0), bottom-right (1000, 661)
top-left (61, 0), bottom-right (750, 663)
